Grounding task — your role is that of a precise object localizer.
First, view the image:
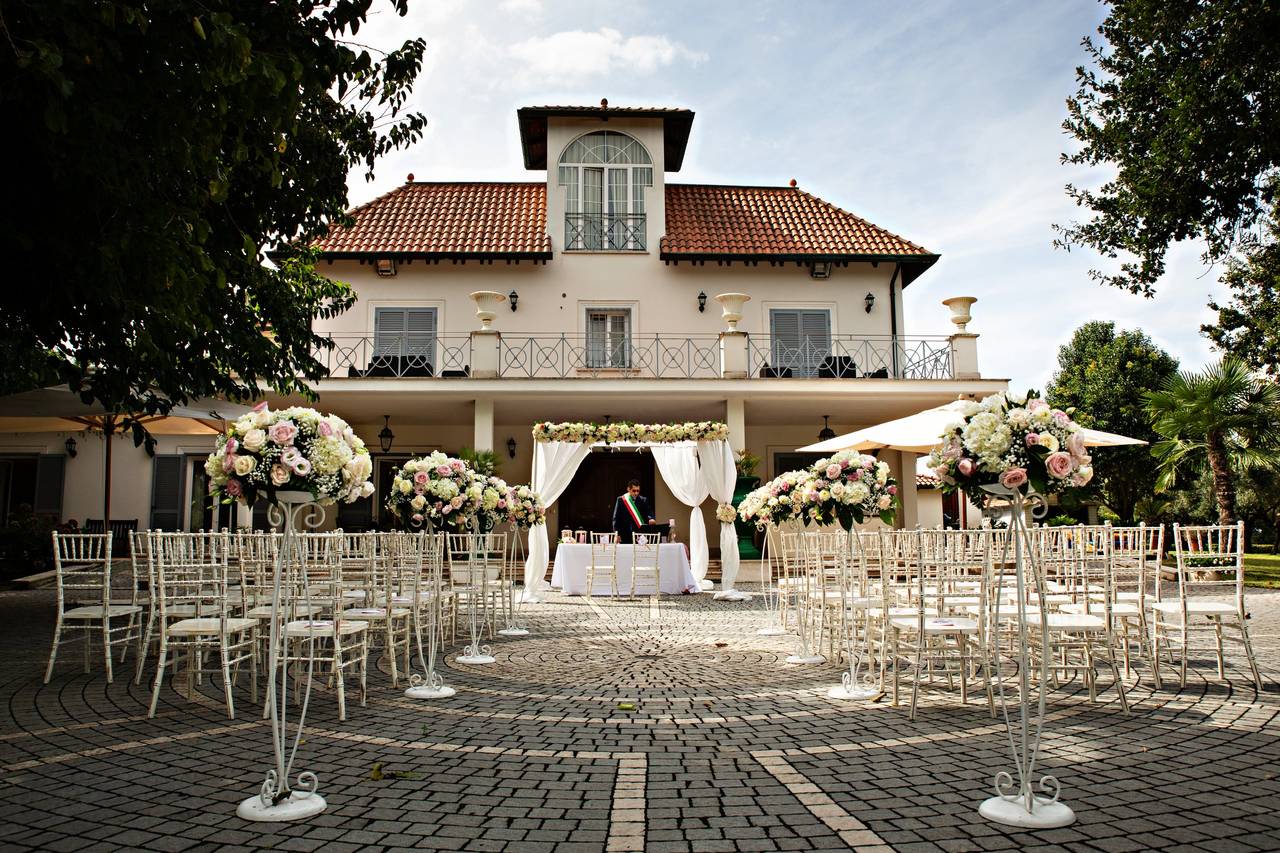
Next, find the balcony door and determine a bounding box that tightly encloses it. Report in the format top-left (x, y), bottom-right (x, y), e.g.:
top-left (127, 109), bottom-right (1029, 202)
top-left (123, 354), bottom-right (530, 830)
top-left (374, 307), bottom-right (437, 374)
top-left (770, 308), bottom-right (832, 377)
top-left (586, 308), bottom-right (631, 369)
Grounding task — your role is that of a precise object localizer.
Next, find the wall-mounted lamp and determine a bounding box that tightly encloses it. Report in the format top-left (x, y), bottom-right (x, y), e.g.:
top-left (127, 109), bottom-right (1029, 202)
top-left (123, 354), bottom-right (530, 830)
top-left (864, 292), bottom-right (876, 313)
top-left (378, 415), bottom-right (395, 454)
top-left (375, 258), bottom-right (397, 277)
top-left (508, 289), bottom-right (519, 312)
top-left (810, 261), bottom-right (833, 279)
top-left (506, 436), bottom-right (517, 459)
top-left (818, 415), bottom-right (836, 441)
top-left (697, 291), bottom-right (707, 313)
top-left (64, 436), bottom-right (78, 458)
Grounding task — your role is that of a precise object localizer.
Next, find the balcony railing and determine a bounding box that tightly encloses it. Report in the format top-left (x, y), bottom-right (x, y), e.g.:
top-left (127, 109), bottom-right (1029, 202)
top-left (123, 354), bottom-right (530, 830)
top-left (501, 334), bottom-right (720, 378)
top-left (564, 212), bottom-right (646, 251)
top-left (315, 335), bottom-right (472, 378)
top-left (315, 333), bottom-right (955, 380)
top-left (747, 335), bottom-right (954, 380)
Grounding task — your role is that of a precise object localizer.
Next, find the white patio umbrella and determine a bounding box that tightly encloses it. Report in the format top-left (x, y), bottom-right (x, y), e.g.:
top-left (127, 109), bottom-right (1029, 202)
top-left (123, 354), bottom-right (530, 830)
top-left (797, 400), bottom-right (1148, 455)
top-left (0, 387), bottom-right (252, 526)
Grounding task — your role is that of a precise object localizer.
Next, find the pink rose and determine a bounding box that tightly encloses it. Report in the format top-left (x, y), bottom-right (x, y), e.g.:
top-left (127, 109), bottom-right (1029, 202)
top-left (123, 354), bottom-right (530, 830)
top-left (436, 465), bottom-right (451, 476)
top-left (224, 437), bottom-right (239, 455)
top-left (1027, 399), bottom-right (1048, 412)
top-left (999, 467), bottom-right (1028, 489)
top-left (252, 401), bottom-right (269, 413)
top-left (412, 513), bottom-right (424, 523)
top-left (318, 421), bottom-right (333, 437)
top-left (268, 421), bottom-right (298, 446)
top-left (1025, 432), bottom-right (1039, 447)
top-left (851, 469), bottom-right (862, 480)
top-left (862, 458), bottom-right (874, 468)
top-left (887, 484), bottom-right (898, 495)
top-left (414, 485), bottom-right (425, 495)
top-left (826, 463), bottom-right (842, 479)
top-left (957, 458), bottom-right (975, 476)
top-left (1045, 451), bottom-right (1074, 479)
top-left (450, 460), bottom-right (464, 472)
top-left (280, 446), bottom-right (302, 466)
top-left (292, 458), bottom-right (312, 476)
top-left (225, 478), bottom-right (243, 497)
top-left (441, 504), bottom-right (452, 514)
top-left (934, 465), bottom-right (949, 479)
top-left (413, 471), bottom-right (430, 485)
top-left (1067, 431), bottom-right (1087, 459)
top-left (222, 454), bottom-right (236, 473)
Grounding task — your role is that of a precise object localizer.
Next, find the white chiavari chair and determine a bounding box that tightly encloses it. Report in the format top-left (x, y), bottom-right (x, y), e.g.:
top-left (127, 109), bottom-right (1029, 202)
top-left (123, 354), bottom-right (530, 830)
top-left (629, 532), bottom-right (661, 598)
top-left (147, 531), bottom-right (257, 718)
top-left (343, 533), bottom-right (412, 686)
top-left (1152, 522), bottom-right (1262, 689)
top-left (44, 531), bottom-right (142, 684)
top-left (588, 532), bottom-right (620, 599)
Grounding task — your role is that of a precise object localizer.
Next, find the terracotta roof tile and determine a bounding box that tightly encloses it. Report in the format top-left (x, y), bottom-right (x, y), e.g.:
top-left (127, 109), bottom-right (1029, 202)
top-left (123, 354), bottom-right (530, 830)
top-left (311, 182), bottom-right (551, 257)
top-left (661, 184), bottom-right (934, 259)
top-left (917, 473), bottom-right (941, 488)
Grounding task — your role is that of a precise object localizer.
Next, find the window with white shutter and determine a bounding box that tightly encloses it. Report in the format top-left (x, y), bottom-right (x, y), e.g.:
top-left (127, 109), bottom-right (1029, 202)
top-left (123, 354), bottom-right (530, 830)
top-left (586, 308), bottom-right (631, 369)
top-left (374, 307), bottom-right (437, 371)
top-left (769, 309), bottom-right (831, 376)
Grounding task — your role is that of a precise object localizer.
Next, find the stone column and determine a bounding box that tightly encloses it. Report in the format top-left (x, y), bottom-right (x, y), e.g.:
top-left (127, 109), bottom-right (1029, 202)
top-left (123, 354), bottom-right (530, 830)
top-left (942, 296), bottom-right (980, 379)
top-left (473, 399), bottom-right (494, 453)
top-left (470, 330), bottom-right (501, 378)
top-left (719, 332), bottom-right (749, 378)
top-left (725, 398), bottom-right (746, 450)
top-left (890, 450), bottom-right (919, 529)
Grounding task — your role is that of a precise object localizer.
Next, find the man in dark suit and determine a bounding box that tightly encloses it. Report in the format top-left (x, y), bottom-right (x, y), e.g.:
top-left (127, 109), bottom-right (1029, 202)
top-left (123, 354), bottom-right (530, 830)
top-left (612, 479), bottom-right (656, 544)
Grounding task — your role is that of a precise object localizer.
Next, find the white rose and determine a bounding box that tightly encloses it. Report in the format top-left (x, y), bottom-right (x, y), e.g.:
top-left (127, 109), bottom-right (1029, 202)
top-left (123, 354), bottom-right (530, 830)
top-left (877, 494), bottom-right (893, 510)
top-left (252, 409), bottom-right (272, 428)
top-left (399, 479), bottom-right (412, 495)
top-left (410, 495), bottom-right (426, 511)
top-left (1038, 433), bottom-right (1060, 452)
top-left (241, 428), bottom-right (266, 452)
top-left (360, 480), bottom-right (375, 497)
top-left (233, 455), bottom-right (256, 476)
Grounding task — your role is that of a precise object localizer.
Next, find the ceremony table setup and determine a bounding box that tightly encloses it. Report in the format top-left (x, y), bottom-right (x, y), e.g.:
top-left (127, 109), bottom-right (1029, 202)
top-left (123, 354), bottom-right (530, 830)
top-left (551, 541), bottom-right (698, 596)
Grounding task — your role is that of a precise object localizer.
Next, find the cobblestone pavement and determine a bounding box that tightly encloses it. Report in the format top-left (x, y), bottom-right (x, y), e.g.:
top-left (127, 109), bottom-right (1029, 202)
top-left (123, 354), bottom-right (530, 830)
top-left (2, 584), bottom-right (1278, 852)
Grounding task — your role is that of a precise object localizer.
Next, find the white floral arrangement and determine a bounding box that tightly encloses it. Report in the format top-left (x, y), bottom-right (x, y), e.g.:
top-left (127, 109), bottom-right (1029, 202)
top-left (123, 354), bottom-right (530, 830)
top-left (386, 452), bottom-right (481, 531)
top-left (532, 421), bottom-right (729, 444)
top-left (738, 469), bottom-right (813, 530)
top-left (205, 402), bottom-right (373, 506)
top-left (473, 473), bottom-right (511, 533)
top-left (928, 391), bottom-right (1093, 504)
top-left (507, 484), bottom-right (546, 529)
top-left (715, 502), bottom-right (738, 524)
top-left (800, 451), bottom-right (898, 529)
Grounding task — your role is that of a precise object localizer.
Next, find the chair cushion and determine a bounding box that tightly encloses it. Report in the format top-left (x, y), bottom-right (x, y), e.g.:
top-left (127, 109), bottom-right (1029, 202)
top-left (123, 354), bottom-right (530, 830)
top-left (1025, 612), bottom-right (1105, 630)
top-left (167, 617), bottom-right (256, 636)
top-left (889, 616), bottom-right (979, 633)
top-left (342, 607), bottom-right (410, 619)
top-left (1150, 601), bottom-right (1237, 616)
top-left (247, 603), bottom-right (324, 619)
top-left (284, 619), bottom-right (367, 636)
top-left (64, 604), bottom-right (142, 619)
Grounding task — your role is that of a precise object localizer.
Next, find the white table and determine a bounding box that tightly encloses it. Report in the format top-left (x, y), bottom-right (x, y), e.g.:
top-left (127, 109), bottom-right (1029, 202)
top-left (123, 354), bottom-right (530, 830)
top-left (551, 543), bottom-right (698, 596)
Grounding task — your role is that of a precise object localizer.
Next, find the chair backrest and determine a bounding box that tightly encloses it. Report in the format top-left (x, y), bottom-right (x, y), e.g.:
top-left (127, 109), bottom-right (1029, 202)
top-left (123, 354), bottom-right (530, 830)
top-left (1172, 522), bottom-right (1245, 606)
top-left (129, 529), bottom-right (153, 606)
top-left (446, 532), bottom-right (505, 585)
top-left (152, 531), bottom-right (233, 621)
top-left (590, 532), bottom-right (618, 565)
top-left (1110, 522), bottom-right (1161, 597)
top-left (52, 532), bottom-right (114, 610)
top-left (631, 532), bottom-right (660, 569)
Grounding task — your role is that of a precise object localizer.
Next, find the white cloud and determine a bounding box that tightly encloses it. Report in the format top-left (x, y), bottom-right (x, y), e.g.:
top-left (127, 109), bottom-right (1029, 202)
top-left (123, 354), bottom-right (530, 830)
top-left (498, 0), bottom-right (543, 14)
top-left (507, 28), bottom-right (707, 84)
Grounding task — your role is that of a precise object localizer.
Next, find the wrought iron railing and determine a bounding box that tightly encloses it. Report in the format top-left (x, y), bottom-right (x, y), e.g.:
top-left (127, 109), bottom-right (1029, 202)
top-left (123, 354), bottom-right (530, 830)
top-left (500, 334), bottom-right (720, 378)
top-left (747, 335), bottom-right (954, 380)
top-left (315, 335), bottom-right (472, 378)
top-left (564, 212), bottom-right (647, 251)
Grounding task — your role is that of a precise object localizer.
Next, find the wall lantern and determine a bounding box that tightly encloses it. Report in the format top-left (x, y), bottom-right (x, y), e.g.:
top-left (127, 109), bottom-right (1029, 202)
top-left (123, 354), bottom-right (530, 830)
top-left (375, 258), bottom-right (397, 277)
top-left (697, 291), bottom-right (707, 313)
top-left (509, 289), bottom-right (519, 312)
top-left (818, 415), bottom-right (836, 441)
top-left (64, 436), bottom-right (78, 458)
top-left (506, 436), bottom-right (517, 459)
top-left (810, 261), bottom-right (833, 279)
top-left (378, 415), bottom-right (395, 454)
top-left (864, 291), bottom-right (876, 313)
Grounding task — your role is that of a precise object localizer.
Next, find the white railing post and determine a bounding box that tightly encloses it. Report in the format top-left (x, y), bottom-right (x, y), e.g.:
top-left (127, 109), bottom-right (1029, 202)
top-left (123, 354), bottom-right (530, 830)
top-left (719, 332), bottom-right (749, 378)
top-left (471, 330), bottom-right (500, 378)
top-left (943, 296), bottom-right (980, 379)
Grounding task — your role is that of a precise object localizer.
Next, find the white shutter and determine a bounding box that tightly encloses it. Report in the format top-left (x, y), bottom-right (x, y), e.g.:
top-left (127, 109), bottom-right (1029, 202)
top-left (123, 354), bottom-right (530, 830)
top-left (799, 310), bottom-right (832, 375)
top-left (405, 308), bottom-right (436, 360)
top-left (149, 455), bottom-right (186, 530)
top-left (374, 308), bottom-right (406, 357)
top-left (770, 310), bottom-right (830, 376)
top-left (587, 311), bottom-right (608, 368)
top-left (770, 310), bottom-right (800, 373)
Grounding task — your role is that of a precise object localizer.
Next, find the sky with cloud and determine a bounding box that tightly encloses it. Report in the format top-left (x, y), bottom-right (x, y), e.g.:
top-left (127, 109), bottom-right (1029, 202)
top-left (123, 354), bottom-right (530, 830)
top-left (347, 0), bottom-right (1228, 389)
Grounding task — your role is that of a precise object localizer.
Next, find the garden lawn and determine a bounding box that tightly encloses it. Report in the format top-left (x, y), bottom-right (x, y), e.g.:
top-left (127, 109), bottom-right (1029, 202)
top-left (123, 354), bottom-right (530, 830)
top-left (1245, 552), bottom-right (1280, 589)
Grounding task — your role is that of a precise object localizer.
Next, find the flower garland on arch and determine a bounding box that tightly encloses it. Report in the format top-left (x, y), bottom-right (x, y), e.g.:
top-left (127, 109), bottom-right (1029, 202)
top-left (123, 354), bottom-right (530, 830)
top-left (532, 421), bottom-right (729, 444)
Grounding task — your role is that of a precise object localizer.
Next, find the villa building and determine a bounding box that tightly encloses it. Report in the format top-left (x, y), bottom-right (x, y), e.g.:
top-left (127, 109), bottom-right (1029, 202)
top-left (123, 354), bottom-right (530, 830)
top-left (0, 101), bottom-right (1004, 548)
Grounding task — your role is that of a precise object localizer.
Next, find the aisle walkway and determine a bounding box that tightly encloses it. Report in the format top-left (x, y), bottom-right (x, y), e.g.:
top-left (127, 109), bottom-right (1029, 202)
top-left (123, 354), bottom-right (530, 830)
top-left (2, 587), bottom-right (1279, 852)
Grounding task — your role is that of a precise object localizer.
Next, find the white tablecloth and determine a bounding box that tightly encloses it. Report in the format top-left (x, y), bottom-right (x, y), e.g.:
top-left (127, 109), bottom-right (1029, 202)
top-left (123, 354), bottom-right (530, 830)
top-left (551, 543), bottom-right (699, 596)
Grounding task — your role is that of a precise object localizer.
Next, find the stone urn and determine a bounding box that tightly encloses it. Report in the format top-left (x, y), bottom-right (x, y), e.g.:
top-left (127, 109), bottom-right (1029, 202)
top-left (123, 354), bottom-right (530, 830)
top-left (470, 291), bottom-right (507, 331)
top-left (942, 296), bottom-right (977, 332)
top-left (714, 293), bottom-right (751, 332)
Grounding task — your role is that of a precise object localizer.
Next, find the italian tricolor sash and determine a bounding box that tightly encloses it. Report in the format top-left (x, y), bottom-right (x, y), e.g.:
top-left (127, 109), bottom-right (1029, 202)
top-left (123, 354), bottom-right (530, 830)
top-left (622, 494), bottom-right (645, 527)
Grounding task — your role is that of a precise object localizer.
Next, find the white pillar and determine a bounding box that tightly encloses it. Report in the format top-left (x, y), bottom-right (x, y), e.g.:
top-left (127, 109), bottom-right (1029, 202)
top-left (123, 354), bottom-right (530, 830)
top-left (949, 332), bottom-right (980, 379)
top-left (725, 398), bottom-right (746, 451)
top-left (470, 330), bottom-right (501, 378)
top-left (890, 450), bottom-right (919, 529)
top-left (719, 332), bottom-right (749, 378)
top-left (473, 399), bottom-right (494, 453)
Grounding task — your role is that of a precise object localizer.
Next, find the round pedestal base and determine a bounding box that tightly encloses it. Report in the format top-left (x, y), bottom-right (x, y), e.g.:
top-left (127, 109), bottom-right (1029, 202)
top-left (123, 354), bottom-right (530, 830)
top-left (786, 653), bottom-right (826, 664)
top-left (827, 684), bottom-right (880, 701)
top-left (456, 653), bottom-right (496, 665)
top-left (713, 590), bottom-right (751, 602)
top-left (979, 794), bottom-right (1076, 829)
top-left (404, 684), bottom-right (456, 700)
top-left (699, 579), bottom-right (714, 591)
top-left (497, 628), bottom-right (529, 637)
top-left (756, 626), bottom-right (787, 636)
top-left (236, 791), bottom-right (326, 822)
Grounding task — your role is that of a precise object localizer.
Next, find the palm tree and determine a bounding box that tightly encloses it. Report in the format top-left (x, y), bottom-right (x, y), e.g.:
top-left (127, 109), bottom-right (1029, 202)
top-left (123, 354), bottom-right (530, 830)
top-left (1145, 359), bottom-right (1280, 524)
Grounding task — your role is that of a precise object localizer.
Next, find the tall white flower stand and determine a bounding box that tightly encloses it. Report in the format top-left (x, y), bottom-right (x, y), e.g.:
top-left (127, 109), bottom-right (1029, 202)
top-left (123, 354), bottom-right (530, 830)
top-left (497, 531), bottom-right (529, 637)
top-left (827, 529), bottom-right (878, 700)
top-left (236, 491), bottom-right (326, 822)
top-left (978, 486), bottom-right (1076, 829)
top-left (785, 545), bottom-right (825, 665)
top-left (756, 528), bottom-right (787, 636)
top-left (405, 530), bottom-right (456, 700)
top-left (456, 529), bottom-right (497, 665)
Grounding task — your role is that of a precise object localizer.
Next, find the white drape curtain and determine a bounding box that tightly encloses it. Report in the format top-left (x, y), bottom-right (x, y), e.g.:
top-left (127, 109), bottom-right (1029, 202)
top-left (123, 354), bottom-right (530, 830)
top-left (698, 440), bottom-right (741, 592)
top-left (523, 440), bottom-right (592, 601)
top-left (650, 445), bottom-right (710, 585)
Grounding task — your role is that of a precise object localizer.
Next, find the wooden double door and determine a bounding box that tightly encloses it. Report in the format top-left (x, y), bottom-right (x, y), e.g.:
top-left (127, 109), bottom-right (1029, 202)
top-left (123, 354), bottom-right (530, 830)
top-left (557, 451), bottom-right (655, 534)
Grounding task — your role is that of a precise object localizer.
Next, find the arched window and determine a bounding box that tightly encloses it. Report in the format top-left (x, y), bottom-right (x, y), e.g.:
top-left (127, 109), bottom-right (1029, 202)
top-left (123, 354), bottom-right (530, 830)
top-left (558, 131), bottom-right (652, 251)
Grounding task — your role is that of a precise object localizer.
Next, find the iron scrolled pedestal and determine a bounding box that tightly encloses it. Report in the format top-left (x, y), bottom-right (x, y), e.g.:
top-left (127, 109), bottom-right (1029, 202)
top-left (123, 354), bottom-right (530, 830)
top-left (237, 491), bottom-right (326, 823)
top-left (828, 529), bottom-right (879, 701)
top-left (978, 485), bottom-right (1076, 829)
top-left (757, 530), bottom-right (787, 636)
top-left (405, 529), bottom-right (456, 700)
top-left (456, 529), bottom-right (497, 666)
top-left (497, 533), bottom-right (529, 637)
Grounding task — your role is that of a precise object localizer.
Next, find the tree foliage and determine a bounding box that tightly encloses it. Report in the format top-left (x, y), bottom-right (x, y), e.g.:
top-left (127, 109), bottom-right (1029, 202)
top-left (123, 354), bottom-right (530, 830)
top-left (1145, 359), bottom-right (1280, 524)
top-left (1046, 321), bottom-right (1178, 523)
top-left (1056, 0), bottom-right (1280, 296)
top-left (1203, 208), bottom-right (1280, 377)
top-left (0, 1), bottom-right (427, 418)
